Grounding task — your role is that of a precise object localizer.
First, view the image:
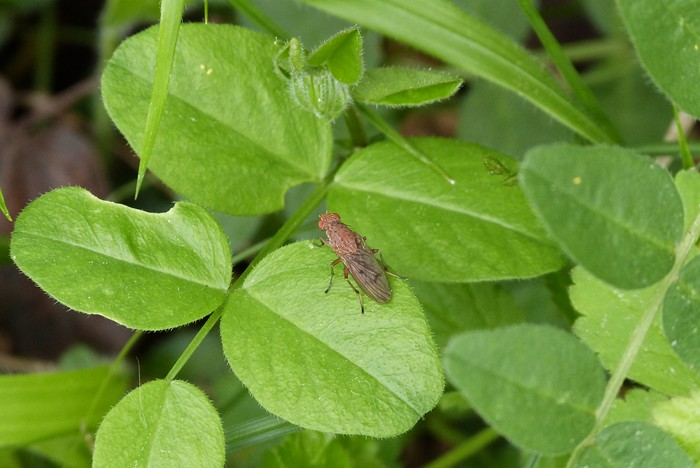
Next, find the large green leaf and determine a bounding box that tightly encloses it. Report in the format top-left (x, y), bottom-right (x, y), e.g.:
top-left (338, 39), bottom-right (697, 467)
top-left (0, 366), bottom-right (127, 447)
top-left (576, 421), bottom-right (693, 468)
top-left (328, 138), bottom-right (564, 282)
top-left (220, 242), bottom-right (443, 437)
top-left (93, 380), bottom-right (224, 467)
top-left (299, 0), bottom-right (616, 143)
top-left (521, 143), bottom-right (683, 289)
top-left (443, 324), bottom-right (606, 455)
top-left (617, 0), bottom-right (700, 117)
top-left (101, 23), bottom-right (332, 215)
top-left (571, 268), bottom-right (700, 395)
top-left (10, 187), bottom-right (231, 330)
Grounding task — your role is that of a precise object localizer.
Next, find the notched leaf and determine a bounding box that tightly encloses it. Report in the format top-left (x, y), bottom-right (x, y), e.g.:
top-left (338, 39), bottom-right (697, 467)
top-left (11, 187), bottom-right (231, 330)
top-left (102, 24), bottom-right (332, 215)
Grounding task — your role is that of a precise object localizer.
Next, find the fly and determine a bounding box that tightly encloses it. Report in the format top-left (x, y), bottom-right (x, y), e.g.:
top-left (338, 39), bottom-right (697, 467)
top-left (317, 213), bottom-right (392, 313)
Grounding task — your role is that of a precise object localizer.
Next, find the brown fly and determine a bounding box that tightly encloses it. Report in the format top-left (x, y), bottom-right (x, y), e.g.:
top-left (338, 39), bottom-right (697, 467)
top-left (317, 213), bottom-right (391, 313)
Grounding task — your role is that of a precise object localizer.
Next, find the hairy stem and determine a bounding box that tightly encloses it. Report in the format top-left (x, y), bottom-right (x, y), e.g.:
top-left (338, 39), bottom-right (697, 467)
top-left (567, 208), bottom-right (700, 465)
top-left (165, 174), bottom-right (333, 381)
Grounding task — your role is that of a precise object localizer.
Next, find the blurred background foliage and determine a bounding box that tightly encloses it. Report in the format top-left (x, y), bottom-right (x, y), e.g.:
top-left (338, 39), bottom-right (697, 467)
top-left (0, 0), bottom-right (676, 466)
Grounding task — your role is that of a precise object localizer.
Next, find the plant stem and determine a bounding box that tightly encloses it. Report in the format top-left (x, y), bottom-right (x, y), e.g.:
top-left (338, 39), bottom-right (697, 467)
top-left (517, 0), bottom-right (620, 144)
top-left (566, 207), bottom-right (700, 465)
top-left (70, 331), bottom-right (143, 457)
top-left (85, 331), bottom-right (143, 421)
top-left (35, 2), bottom-right (56, 93)
top-left (550, 38), bottom-right (627, 64)
top-left (633, 142), bottom-right (700, 156)
top-left (0, 188), bottom-right (11, 222)
top-left (673, 105), bottom-right (694, 170)
top-left (344, 105), bottom-right (368, 148)
top-left (355, 103), bottom-right (455, 185)
top-left (231, 219), bottom-right (318, 267)
top-left (165, 175), bottom-right (333, 381)
top-left (424, 427), bottom-right (500, 468)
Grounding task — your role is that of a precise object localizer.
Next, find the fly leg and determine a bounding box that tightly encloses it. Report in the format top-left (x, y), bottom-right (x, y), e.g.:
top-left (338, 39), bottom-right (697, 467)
top-left (325, 258), bottom-right (342, 294)
top-left (343, 265), bottom-right (365, 314)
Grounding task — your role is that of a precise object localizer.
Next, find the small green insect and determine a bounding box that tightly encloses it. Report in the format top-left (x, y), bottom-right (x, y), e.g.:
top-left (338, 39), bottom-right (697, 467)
top-left (483, 156), bottom-right (518, 185)
top-left (317, 213), bottom-right (391, 313)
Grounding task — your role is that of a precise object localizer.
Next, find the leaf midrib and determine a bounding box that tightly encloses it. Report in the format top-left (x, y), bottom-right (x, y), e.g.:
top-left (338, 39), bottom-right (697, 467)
top-left (337, 181), bottom-right (550, 244)
top-left (18, 231), bottom-right (225, 291)
top-left (110, 62), bottom-right (312, 180)
top-left (245, 292), bottom-right (426, 417)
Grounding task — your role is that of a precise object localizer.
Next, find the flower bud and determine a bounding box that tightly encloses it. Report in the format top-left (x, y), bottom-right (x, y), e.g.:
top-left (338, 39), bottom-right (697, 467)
top-left (289, 68), bottom-right (351, 121)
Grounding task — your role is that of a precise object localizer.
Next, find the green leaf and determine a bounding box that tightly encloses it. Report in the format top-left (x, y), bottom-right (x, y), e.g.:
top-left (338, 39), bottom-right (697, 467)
top-left (411, 281), bottom-right (525, 349)
top-left (571, 267), bottom-right (700, 395)
top-left (328, 138), bottom-right (564, 282)
top-left (299, 0), bottom-right (617, 143)
top-left (654, 391), bottom-right (700, 463)
top-left (93, 380), bottom-right (224, 467)
top-left (134, 0), bottom-right (185, 195)
top-left (0, 187), bottom-right (11, 221)
top-left (220, 241), bottom-right (443, 437)
top-left (576, 421), bottom-right (694, 468)
top-left (352, 67), bottom-right (462, 107)
top-left (520, 143), bottom-right (683, 289)
top-left (617, 0), bottom-right (700, 118)
top-left (10, 187), bottom-right (231, 331)
top-left (0, 366), bottom-right (127, 447)
top-left (237, 0), bottom-right (383, 68)
top-left (663, 256), bottom-right (700, 371)
top-left (308, 27), bottom-right (364, 84)
top-left (101, 23), bottom-right (332, 215)
top-left (443, 324), bottom-right (606, 455)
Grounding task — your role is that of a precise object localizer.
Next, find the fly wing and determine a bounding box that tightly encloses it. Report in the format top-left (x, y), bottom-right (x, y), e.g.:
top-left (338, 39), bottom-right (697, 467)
top-left (344, 247), bottom-right (392, 303)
